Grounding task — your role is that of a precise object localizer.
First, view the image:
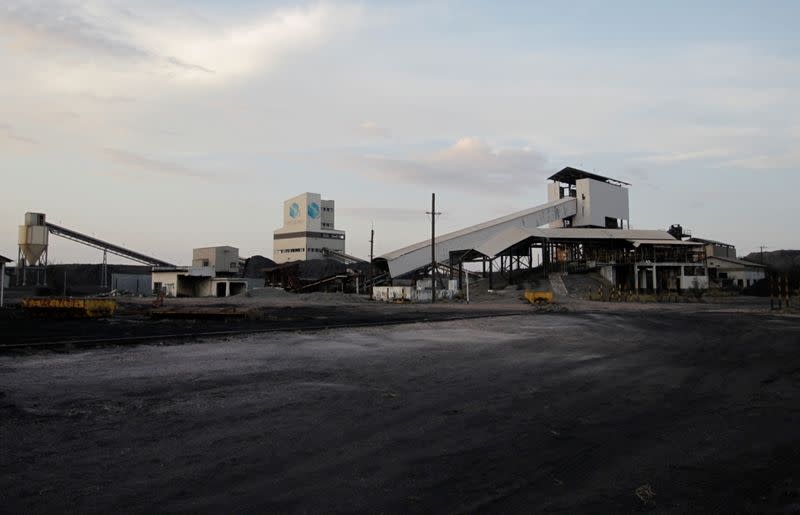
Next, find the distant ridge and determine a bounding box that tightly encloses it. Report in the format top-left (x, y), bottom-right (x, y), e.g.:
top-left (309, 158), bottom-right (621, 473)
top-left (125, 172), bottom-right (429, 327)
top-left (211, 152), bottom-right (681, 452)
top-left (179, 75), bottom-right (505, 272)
top-left (742, 249), bottom-right (800, 271)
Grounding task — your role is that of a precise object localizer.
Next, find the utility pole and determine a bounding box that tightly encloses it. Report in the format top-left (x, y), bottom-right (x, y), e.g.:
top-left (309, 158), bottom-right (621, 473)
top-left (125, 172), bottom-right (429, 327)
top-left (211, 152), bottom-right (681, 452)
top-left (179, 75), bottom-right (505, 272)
top-left (426, 193), bottom-right (441, 303)
top-left (368, 224), bottom-right (374, 299)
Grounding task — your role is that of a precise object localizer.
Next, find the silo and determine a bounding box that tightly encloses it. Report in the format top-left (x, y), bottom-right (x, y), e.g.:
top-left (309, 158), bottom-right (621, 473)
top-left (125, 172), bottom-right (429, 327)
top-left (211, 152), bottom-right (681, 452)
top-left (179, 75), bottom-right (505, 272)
top-left (17, 212), bottom-right (49, 285)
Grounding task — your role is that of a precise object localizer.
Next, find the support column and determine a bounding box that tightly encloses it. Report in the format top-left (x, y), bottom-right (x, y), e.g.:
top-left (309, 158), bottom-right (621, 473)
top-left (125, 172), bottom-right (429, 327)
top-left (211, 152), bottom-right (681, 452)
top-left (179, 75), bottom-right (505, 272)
top-left (634, 265), bottom-right (639, 292)
top-left (652, 266), bottom-right (658, 294)
top-left (488, 259), bottom-right (494, 290)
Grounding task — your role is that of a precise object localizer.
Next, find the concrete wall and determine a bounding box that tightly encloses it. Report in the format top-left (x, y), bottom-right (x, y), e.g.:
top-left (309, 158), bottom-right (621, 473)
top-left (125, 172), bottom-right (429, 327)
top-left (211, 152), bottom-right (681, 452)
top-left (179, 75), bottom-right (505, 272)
top-left (705, 244), bottom-right (736, 259)
top-left (151, 270), bottom-right (251, 297)
top-left (279, 192), bottom-right (323, 232)
top-left (274, 232), bottom-right (345, 263)
top-left (192, 246), bottom-right (239, 273)
top-left (680, 275), bottom-right (709, 290)
top-left (547, 183), bottom-right (564, 227)
top-left (321, 199), bottom-right (335, 229)
top-left (152, 271), bottom-right (181, 297)
top-left (574, 178), bottom-right (629, 228)
top-left (707, 257), bottom-right (766, 287)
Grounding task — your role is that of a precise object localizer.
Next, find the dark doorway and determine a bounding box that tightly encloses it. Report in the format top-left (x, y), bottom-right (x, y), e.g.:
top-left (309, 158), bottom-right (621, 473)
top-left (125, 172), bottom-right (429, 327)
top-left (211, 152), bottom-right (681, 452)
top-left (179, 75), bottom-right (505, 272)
top-left (216, 282), bottom-right (227, 297)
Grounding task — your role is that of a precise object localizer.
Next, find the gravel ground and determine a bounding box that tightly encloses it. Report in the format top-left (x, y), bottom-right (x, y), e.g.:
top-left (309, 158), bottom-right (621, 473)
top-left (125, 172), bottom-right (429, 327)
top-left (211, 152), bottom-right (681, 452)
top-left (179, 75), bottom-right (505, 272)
top-left (2, 309), bottom-right (800, 513)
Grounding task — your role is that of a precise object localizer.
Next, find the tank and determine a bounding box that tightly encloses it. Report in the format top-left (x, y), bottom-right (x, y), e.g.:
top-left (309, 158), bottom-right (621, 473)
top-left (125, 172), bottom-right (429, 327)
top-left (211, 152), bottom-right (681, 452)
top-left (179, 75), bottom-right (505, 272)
top-left (18, 212), bottom-right (49, 265)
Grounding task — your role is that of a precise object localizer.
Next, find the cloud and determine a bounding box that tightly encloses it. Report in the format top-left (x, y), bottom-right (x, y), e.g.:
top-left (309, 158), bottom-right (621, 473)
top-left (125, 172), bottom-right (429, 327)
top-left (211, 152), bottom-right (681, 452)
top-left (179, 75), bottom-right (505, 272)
top-left (633, 148), bottom-right (734, 164)
top-left (717, 151), bottom-right (800, 170)
top-left (101, 148), bottom-right (214, 179)
top-left (358, 121), bottom-right (390, 137)
top-left (0, 122), bottom-right (37, 145)
top-left (337, 207), bottom-right (423, 221)
top-left (0, 2), bottom-right (363, 92)
top-left (351, 137), bottom-right (550, 194)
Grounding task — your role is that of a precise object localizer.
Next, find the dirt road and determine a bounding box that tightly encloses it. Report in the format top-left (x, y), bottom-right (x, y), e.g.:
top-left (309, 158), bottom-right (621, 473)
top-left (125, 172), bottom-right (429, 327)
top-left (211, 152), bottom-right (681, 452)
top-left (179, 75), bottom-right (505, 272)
top-left (2, 310), bottom-right (799, 513)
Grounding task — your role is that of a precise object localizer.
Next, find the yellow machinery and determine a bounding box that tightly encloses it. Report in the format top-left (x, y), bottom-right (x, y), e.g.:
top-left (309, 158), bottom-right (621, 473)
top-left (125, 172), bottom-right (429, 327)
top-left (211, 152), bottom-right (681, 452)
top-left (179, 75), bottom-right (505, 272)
top-left (524, 290), bottom-right (553, 304)
top-left (23, 298), bottom-right (117, 318)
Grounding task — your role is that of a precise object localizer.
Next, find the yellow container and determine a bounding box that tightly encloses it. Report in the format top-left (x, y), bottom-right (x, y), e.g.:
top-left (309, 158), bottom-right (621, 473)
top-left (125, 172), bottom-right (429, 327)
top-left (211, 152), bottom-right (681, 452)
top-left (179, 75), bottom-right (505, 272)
top-left (23, 298), bottom-right (117, 318)
top-left (524, 290), bottom-right (553, 304)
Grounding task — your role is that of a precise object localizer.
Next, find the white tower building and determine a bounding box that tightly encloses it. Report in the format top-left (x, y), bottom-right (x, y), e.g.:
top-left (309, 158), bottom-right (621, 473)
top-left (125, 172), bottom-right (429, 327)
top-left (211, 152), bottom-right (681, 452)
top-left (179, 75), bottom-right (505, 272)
top-left (273, 193), bottom-right (345, 264)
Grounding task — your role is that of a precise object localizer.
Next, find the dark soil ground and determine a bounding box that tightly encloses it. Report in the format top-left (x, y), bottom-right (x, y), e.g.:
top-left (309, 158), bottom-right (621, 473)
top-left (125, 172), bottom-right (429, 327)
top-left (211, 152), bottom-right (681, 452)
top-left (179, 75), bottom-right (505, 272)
top-left (2, 309), bottom-right (800, 514)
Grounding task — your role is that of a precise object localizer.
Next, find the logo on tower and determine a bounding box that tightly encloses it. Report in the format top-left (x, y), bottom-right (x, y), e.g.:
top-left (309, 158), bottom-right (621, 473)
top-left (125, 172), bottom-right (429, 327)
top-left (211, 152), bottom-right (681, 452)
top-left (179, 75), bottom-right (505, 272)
top-left (289, 202), bottom-right (300, 219)
top-left (307, 202), bottom-right (320, 219)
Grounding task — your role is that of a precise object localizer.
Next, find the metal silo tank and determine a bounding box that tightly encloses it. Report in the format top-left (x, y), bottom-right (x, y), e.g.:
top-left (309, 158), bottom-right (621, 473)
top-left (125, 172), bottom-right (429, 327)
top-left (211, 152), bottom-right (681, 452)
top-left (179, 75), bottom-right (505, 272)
top-left (18, 212), bottom-right (49, 265)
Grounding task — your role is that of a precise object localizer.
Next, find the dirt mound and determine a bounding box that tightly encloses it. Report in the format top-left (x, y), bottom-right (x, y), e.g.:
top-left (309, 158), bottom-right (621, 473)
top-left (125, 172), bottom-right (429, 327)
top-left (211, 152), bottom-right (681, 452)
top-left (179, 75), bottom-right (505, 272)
top-left (562, 272), bottom-right (612, 298)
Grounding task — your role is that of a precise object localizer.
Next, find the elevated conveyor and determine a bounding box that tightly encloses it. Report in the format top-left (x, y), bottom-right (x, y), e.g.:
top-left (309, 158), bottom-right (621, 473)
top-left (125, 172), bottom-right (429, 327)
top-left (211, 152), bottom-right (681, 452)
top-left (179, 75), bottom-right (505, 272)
top-left (376, 197), bottom-right (577, 278)
top-left (47, 222), bottom-right (175, 267)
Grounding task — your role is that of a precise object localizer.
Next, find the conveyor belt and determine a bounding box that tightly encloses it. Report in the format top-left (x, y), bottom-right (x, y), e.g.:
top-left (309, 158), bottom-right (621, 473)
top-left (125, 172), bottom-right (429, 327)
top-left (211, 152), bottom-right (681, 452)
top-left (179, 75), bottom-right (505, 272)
top-left (47, 222), bottom-right (174, 267)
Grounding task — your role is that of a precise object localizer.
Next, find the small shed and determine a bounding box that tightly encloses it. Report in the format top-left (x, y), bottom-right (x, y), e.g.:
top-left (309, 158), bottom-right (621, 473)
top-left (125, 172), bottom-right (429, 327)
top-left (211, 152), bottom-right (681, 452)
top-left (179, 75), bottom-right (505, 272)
top-left (1, 254), bottom-right (13, 307)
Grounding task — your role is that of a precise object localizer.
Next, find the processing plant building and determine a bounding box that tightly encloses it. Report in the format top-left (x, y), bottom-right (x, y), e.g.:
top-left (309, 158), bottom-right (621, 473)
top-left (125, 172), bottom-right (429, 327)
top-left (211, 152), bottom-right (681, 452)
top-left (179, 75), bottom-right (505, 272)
top-left (375, 167), bottom-right (713, 293)
top-left (273, 193), bottom-right (345, 264)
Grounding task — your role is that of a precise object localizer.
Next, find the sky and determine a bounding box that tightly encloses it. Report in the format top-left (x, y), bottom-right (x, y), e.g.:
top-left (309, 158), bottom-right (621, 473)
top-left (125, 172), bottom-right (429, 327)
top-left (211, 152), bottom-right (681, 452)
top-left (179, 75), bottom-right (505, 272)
top-left (1, 0), bottom-right (798, 265)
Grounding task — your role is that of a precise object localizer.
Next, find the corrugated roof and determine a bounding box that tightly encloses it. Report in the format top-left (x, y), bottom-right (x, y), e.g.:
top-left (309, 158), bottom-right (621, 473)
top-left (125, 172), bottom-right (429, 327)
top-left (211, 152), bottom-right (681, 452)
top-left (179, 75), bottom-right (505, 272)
top-left (689, 237), bottom-right (735, 247)
top-left (379, 197), bottom-right (576, 261)
top-left (707, 255), bottom-right (766, 268)
top-left (0, 254), bottom-right (12, 263)
top-left (629, 239), bottom-right (702, 247)
top-left (474, 226), bottom-right (543, 257)
top-left (474, 228), bottom-right (685, 258)
top-left (539, 228), bottom-right (676, 240)
top-left (547, 166), bottom-right (631, 187)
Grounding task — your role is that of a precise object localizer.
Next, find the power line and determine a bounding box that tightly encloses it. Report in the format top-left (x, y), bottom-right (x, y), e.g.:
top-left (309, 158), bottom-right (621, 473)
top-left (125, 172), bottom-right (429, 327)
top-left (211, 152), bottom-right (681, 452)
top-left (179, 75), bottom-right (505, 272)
top-left (426, 193), bottom-right (442, 303)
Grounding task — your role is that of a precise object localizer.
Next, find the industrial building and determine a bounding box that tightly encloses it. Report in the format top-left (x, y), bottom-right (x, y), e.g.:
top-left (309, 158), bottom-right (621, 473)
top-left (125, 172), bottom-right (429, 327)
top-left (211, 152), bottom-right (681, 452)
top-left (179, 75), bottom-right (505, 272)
top-left (686, 237), bottom-right (767, 288)
top-left (152, 246), bottom-right (252, 297)
top-left (273, 193), bottom-right (345, 264)
top-left (375, 167), bottom-right (710, 293)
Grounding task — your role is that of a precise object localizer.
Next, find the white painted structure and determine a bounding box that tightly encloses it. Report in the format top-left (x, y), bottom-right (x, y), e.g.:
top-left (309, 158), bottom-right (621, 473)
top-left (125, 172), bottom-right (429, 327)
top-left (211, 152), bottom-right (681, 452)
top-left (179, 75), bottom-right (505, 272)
top-left (273, 193), bottom-right (345, 264)
top-left (152, 266), bottom-right (249, 297)
top-left (152, 245), bottom-right (250, 297)
top-left (547, 168), bottom-right (630, 228)
top-left (706, 256), bottom-right (766, 288)
top-left (378, 197), bottom-right (577, 278)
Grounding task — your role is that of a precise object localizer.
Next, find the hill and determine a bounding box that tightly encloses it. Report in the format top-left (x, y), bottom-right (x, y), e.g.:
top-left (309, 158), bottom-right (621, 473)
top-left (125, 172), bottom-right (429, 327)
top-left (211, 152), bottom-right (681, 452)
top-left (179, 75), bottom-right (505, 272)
top-left (742, 250), bottom-right (800, 272)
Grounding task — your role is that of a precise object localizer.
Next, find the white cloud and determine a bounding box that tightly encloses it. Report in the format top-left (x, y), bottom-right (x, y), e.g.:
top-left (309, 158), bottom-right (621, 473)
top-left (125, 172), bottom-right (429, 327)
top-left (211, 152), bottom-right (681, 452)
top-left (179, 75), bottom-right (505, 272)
top-left (353, 137), bottom-right (550, 194)
top-left (101, 147), bottom-right (218, 180)
top-left (717, 151), bottom-right (800, 170)
top-left (359, 121), bottom-right (390, 137)
top-left (634, 148), bottom-right (734, 164)
top-left (0, 1), bottom-right (363, 94)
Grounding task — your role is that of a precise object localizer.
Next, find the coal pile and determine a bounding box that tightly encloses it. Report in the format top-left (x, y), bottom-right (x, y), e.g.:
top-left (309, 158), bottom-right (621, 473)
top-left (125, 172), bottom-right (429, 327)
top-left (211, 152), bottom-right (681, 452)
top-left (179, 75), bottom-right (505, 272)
top-left (241, 255), bottom-right (276, 278)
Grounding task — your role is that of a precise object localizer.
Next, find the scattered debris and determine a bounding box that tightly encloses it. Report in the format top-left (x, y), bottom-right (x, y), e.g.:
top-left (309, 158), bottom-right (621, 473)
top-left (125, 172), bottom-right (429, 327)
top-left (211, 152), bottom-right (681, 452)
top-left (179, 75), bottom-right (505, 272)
top-left (635, 483), bottom-right (657, 507)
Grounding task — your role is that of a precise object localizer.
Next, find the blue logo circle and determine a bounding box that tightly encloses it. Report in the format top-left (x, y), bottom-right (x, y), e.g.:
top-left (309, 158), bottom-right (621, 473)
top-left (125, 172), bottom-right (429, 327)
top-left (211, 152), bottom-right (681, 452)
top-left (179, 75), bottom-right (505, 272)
top-left (307, 202), bottom-right (320, 219)
top-left (289, 202), bottom-right (300, 219)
